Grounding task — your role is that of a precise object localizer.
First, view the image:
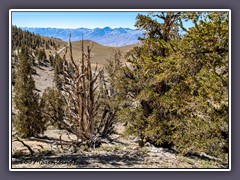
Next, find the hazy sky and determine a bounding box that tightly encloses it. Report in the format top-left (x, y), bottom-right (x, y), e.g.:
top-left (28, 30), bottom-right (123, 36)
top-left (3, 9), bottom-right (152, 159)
top-left (11, 11), bottom-right (150, 29)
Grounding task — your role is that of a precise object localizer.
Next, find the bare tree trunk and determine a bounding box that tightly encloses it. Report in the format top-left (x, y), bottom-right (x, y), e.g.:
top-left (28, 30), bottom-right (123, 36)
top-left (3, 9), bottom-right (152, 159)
top-left (61, 36), bottom-right (100, 144)
top-left (44, 36), bottom-right (119, 148)
top-left (87, 46), bottom-right (95, 136)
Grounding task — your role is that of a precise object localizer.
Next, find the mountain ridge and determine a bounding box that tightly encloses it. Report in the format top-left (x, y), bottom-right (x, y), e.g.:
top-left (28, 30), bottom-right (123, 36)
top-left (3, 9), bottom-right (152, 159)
top-left (20, 27), bottom-right (143, 47)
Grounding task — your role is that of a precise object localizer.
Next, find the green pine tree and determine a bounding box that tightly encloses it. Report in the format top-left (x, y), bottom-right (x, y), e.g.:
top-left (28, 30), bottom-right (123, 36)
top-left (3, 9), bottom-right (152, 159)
top-left (13, 46), bottom-right (46, 138)
top-left (119, 12), bottom-right (228, 160)
top-left (53, 54), bottom-right (64, 90)
top-left (41, 87), bottom-right (65, 129)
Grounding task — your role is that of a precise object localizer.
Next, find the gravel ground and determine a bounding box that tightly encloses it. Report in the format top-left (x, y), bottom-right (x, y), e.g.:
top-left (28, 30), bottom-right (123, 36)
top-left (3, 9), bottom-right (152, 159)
top-left (32, 63), bottom-right (54, 94)
top-left (11, 124), bottom-right (225, 169)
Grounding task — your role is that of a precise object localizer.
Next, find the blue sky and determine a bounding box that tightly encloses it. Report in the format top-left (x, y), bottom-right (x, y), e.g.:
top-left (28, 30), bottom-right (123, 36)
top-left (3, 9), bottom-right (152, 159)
top-left (12, 12), bottom-right (150, 29)
top-left (12, 11), bottom-right (193, 29)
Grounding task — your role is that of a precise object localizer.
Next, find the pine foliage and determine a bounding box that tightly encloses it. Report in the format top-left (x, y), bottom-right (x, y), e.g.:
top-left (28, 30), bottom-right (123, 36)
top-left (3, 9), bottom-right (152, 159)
top-left (13, 46), bottom-right (46, 138)
top-left (119, 12), bottom-right (229, 159)
top-left (41, 87), bottom-right (65, 129)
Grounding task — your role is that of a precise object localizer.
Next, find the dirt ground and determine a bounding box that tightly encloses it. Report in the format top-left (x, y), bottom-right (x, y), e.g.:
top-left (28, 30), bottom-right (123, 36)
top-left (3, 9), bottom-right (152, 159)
top-left (32, 63), bottom-right (55, 94)
top-left (11, 123), bottom-right (226, 169)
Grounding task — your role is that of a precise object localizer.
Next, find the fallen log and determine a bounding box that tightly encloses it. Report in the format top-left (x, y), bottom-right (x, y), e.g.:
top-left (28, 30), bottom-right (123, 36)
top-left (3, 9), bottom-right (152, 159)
top-left (186, 152), bottom-right (224, 163)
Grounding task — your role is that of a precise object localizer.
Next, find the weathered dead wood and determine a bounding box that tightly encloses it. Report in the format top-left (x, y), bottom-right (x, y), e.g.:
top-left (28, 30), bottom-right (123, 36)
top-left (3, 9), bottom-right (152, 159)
top-left (42, 36), bottom-right (119, 149)
top-left (187, 152), bottom-right (224, 163)
top-left (28, 136), bottom-right (87, 149)
top-left (14, 137), bottom-right (35, 155)
top-left (197, 152), bottom-right (224, 163)
top-left (61, 36), bottom-right (100, 142)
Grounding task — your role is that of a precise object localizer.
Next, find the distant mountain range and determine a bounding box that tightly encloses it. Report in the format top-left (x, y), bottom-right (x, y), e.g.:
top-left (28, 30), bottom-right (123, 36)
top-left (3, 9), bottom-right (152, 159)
top-left (21, 27), bottom-right (143, 47)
